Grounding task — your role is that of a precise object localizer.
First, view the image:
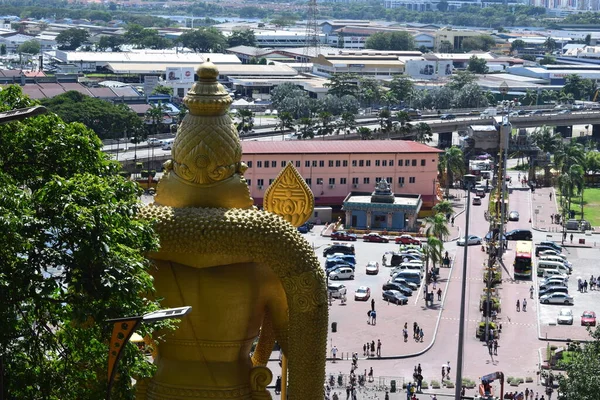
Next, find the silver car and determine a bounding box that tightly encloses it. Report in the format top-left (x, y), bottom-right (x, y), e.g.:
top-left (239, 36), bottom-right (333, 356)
top-left (557, 308), bottom-right (574, 325)
top-left (540, 292), bottom-right (574, 305)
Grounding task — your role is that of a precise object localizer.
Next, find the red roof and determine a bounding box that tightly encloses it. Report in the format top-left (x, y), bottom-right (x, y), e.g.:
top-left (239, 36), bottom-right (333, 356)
top-left (241, 140), bottom-right (442, 155)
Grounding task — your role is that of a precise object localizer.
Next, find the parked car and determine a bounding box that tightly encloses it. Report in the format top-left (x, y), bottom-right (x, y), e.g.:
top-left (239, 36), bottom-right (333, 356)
top-left (328, 283), bottom-right (347, 299)
top-left (389, 278), bottom-right (419, 290)
top-left (440, 113), bottom-right (456, 120)
top-left (505, 229), bottom-right (533, 241)
top-left (472, 197), bottom-right (482, 205)
top-left (581, 311), bottom-right (597, 326)
top-left (328, 267), bottom-right (355, 280)
top-left (538, 241), bottom-right (562, 253)
top-left (540, 292), bottom-right (574, 305)
top-left (557, 308), bottom-right (574, 325)
top-left (382, 290), bottom-right (408, 305)
top-left (325, 263), bottom-right (354, 274)
top-left (536, 246), bottom-right (561, 257)
top-left (326, 254), bottom-right (356, 265)
top-left (539, 279), bottom-right (568, 291)
top-left (382, 282), bottom-right (413, 296)
top-left (298, 223), bottom-right (310, 233)
top-left (395, 234), bottom-right (421, 245)
top-left (458, 235), bottom-right (483, 246)
top-left (147, 138), bottom-right (162, 147)
top-left (331, 231), bottom-right (357, 241)
top-left (508, 211), bottom-right (520, 221)
top-left (354, 286), bottom-right (371, 301)
top-left (558, 109), bottom-right (572, 115)
top-left (323, 244), bottom-right (355, 257)
top-left (363, 233), bottom-right (390, 243)
top-left (485, 231), bottom-right (506, 242)
top-left (366, 261), bottom-right (380, 275)
top-left (539, 286), bottom-right (569, 298)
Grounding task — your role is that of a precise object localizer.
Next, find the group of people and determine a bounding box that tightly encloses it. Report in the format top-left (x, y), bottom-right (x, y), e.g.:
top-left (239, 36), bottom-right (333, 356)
top-left (411, 364), bottom-right (424, 392)
top-left (516, 298), bottom-right (528, 312)
top-left (362, 339), bottom-right (382, 358)
top-left (578, 276), bottom-right (598, 292)
top-left (367, 298), bottom-right (377, 325)
top-left (487, 338), bottom-right (499, 356)
top-left (504, 388), bottom-right (545, 400)
top-left (403, 322), bottom-right (424, 342)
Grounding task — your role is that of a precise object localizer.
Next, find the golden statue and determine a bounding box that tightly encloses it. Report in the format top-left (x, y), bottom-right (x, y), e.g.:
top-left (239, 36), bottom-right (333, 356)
top-left (137, 61), bottom-right (327, 400)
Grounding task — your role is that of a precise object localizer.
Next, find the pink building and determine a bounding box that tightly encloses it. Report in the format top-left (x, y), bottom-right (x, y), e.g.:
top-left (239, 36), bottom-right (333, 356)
top-left (241, 140), bottom-right (442, 209)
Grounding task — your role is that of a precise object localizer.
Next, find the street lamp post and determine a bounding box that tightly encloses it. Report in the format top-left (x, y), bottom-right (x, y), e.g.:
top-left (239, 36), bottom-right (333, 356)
top-left (455, 174), bottom-right (476, 400)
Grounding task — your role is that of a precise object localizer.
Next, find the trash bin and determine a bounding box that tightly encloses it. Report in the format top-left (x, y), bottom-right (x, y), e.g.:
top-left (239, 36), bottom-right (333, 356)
top-left (390, 380), bottom-right (396, 393)
top-left (579, 238), bottom-right (585, 245)
top-left (331, 322), bottom-right (337, 333)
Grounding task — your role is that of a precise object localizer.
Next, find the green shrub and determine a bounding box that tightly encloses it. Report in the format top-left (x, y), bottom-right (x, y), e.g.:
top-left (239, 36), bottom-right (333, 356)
top-left (507, 376), bottom-right (514, 384)
top-left (445, 380), bottom-right (455, 388)
top-left (526, 377), bottom-right (533, 383)
top-left (430, 380), bottom-right (440, 389)
top-left (462, 378), bottom-right (476, 388)
top-left (421, 381), bottom-right (429, 389)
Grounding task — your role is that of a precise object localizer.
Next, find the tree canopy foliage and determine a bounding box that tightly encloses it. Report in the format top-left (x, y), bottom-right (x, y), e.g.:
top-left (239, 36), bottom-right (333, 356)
top-left (558, 326), bottom-right (600, 400)
top-left (40, 91), bottom-right (144, 140)
top-left (227, 29), bottom-right (256, 47)
top-left (365, 31), bottom-right (415, 51)
top-left (17, 39), bottom-right (41, 54)
top-left (467, 56), bottom-right (489, 74)
top-left (460, 35), bottom-right (496, 52)
top-left (124, 24), bottom-right (171, 49)
top-left (178, 27), bottom-right (227, 52)
top-left (56, 27), bottom-right (90, 50)
top-left (0, 84), bottom-right (164, 399)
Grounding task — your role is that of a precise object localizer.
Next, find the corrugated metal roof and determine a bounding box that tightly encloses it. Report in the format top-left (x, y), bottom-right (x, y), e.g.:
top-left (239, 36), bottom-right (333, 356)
top-left (241, 141), bottom-right (442, 155)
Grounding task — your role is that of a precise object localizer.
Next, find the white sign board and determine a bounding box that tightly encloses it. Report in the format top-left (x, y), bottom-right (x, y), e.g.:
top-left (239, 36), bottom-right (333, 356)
top-left (405, 60), bottom-right (453, 80)
top-left (166, 67), bottom-right (195, 83)
top-left (143, 75), bottom-right (159, 97)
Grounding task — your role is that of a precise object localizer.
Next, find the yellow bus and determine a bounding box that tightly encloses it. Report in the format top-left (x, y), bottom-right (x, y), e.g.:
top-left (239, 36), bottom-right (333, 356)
top-left (514, 240), bottom-right (533, 279)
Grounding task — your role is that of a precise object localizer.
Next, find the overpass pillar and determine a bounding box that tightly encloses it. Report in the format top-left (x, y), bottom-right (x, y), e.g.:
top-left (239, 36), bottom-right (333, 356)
top-left (592, 124), bottom-right (600, 139)
top-left (437, 132), bottom-right (452, 149)
top-left (556, 125), bottom-right (572, 138)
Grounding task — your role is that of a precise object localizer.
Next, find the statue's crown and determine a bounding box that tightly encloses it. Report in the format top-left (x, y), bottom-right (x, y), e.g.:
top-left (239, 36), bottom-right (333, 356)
top-left (183, 60), bottom-right (233, 117)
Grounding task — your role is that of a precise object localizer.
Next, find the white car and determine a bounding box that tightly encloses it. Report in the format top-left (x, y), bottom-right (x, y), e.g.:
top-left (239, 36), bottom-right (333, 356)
top-left (540, 292), bottom-right (574, 305)
top-left (366, 261), bottom-right (379, 275)
top-left (457, 235), bottom-right (482, 246)
top-left (328, 267), bottom-right (354, 281)
top-left (328, 283), bottom-right (347, 299)
top-left (557, 308), bottom-right (574, 325)
top-left (354, 286), bottom-right (371, 301)
top-left (147, 138), bottom-right (162, 147)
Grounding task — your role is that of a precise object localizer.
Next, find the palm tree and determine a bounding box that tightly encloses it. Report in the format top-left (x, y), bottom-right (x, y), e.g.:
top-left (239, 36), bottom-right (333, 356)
top-left (423, 236), bottom-right (443, 296)
top-left (358, 126), bottom-right (372, 140)
top-left (395, 111), bottom-right (412, 137)
top-left (555, 141), bottom-right (584, 175)
top-left (441, 146), bottom-right (465, 199)
top-left (298, 116), bottom-right (315, 139)
top-left (336, 112), bottom-right (356, 135)
top-left (414, 122), bottom-right (432, 143)
top-left (424, 213), bottom-right (450, 241)
top-left (378, 108), bottom-right (393, 136)
top-left (235, 108), bottom-right (254, 136)
top-left (276, 111), bottom-right (295, 136)
top-left (522, 89), bottom-right (537, 106)
top-left (432, 200), bottom-right (454, 217)
top-left (317, 111), bottom-right (334, 137)
top-left (531, 126), bottom-right (562, 184)
top-left (146, 101), bottom-right (168, 136)
top-left (569, 164), bottom-right (585, 220)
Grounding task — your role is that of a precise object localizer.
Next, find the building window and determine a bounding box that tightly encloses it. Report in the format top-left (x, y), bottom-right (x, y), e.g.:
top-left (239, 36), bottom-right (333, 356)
top-left (387, 177), bottom-right (392, 184)
top-left (319, 160), bottom-right (325, 167)
top-left (305, 160), bottom-right (310, 167)
top-left (363, 177), bottom-right (370, 184)
top-left (316, 178), bottom-right (323, 185)
top-left (405, 159), bottom-right (410, 166)
top-left (272, 161), bottom-right (277, 168)
top-left (343, 160), bottom-right (348, 167)
top-left (389, 160), bottom-right (394, 166)
top-left (359, 160), bottom-right (364, 167)
top-left (409, 177), bottom-right (416, 183)
top-left (296, 161), bottom-right (300, 168)
top-left (421, 159), bottom-right (426, 166)
top-left (306, 178), bottom-right (312, 185)
top-left (381, 160), bottom-right (387, 167)
top-left (398, 160), bottom-right (403, 167)
top-left (352, 160), bottom-right (357, 167)
top-left (246, 179), bottom-right (251, 186)
top-left (366, 160), bottom-right (371, 167)
top-left (247, 161), bottom-right (253, 168)
top-left (269, 179), bottom-right (274, 184)
top-left (177, 88), bottom-right (185, 97)
top-left (375, 177), bottom-right (381, 183)
top-left (412, 159), bottom-right (417, 167)
top-left (329, 178), bottom-right (335, 185)
top-left (336, 160), bottom-right (341, 167)
top-left (398, 177), bottom-right (405, 185)
top-left (340, 178), bottom-right (347, 184)
top-left (257, 179), bottom-right (264, 186)
top-left (375, 160), bottom-right (380, 167)
top-left (264, 161), bottom-right (270, 168)
top-left (257, 161), bottom-right (263, 168)
top-left (312, 160), bottom-right (317, 167)
top-left (281, 161), bottom-right (287, 167)
top-left (352, 177), bottom-right (359, 184)
top-left (329, 160), bottom-right (334, 167)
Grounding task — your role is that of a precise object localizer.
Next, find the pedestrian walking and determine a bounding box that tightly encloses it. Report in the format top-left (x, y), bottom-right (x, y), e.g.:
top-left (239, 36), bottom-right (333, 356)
top-left (371, 298), bottom-right (375, 312)
top-left (516, 299), bottom-right (521, 312)
top-left (417, 363), bottom-right (422, 375)
top-left (441, 366), bottom-right (446, 381)
top-left (584, 280), bottom-right (588, 292)
top-left (385, 391), bottom-right (390, 400)
top-left (549, 192), bottom-right (552, 200)
top-left (433, 280), bottom-right (437, 290)
top-left (413, 322), bottom-right (418, 336)
top-left (451, 216), bottom-right (455, 227)
top-left (372, 310), bottom-right (377, 325)
top-left (370, 340), bottom-right (375, 356)
top-left (530, 285), bottom-right (534, 299)
top-left (332, 346), bottom-right (338, 360)
top-left (570, 233), bottom-right (574, 243)
top-left (419, 328), bottom-right (424, 342)
top-left (382, 254), bottom-right (386, 266)
top-left (368, 367), bottom-right (374, 382)
top-left (493, 339), bottom-right (498, 355)
top-left (275, 376), bottom-right (282, 395)
top-left (346, 386), bottom-right (350, 400)
top-left (377, 339), bottom-right (381, 357)
top-left (363, 343), bottom-right (367, 356)
top-left (403, 328), bottom-right (408, 342)
top-left (523, 298), bottom-right (527, 312)
top-left (487, 339), bottom-right (493, 356)
top-left (437, 288), bottom-right (442, 301)
top-left (446, 362), bottom-right (451, 379)
top-left (367, 310), bottom-right (372, 324)
top-left (525, 388), bottom-right (530, 399)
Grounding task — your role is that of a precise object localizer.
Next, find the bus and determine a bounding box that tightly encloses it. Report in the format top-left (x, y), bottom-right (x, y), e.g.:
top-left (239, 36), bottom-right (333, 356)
top-left (514, 240), bottom-right (533, 279)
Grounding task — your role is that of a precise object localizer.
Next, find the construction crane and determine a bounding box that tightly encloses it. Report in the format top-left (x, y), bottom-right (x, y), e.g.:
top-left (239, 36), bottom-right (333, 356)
top-left (474, 371), bottom-right (505, 400)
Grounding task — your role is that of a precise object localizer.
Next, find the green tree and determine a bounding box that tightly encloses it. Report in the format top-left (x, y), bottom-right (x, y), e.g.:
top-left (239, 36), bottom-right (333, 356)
top-left (145, 101), bottom-right (169, 136)
top-left (452, 83), bottom-right (489, 109)
top-left (358, 78), bottom-right (383, 107)
top-left (558, 326), bottom-right (600, 400)
top-left (125, 24), bottom-right (171, 49)
top-left (324, 73), bottom-right (360, 97)
top-left (510, 39), bottom-right (526, 53)
top-left (539, 55), bottom-right (556, 65)
top-left (179, 27), bottom-right (227, 52)
top-left (336, 111), bottom-right (356, 135)
top-left (0, 84), bottom-right (162, 398)
top-left (56, 28), bottom-right (90, 50)
top-left (378, 108), bottom-right (393, 137)
top-left (270, 83), bottom-right (307, 111)
top-left (447, 71), bottom-right (477, 91)
top-left (423, 236), bottom-right (443, 289)
top-left (467, 55), bottom-right (489, 74)
top-left (395, 110), bottom-right (413, 136)
top-left (40, 91), bottom-right (144, 140)
top-left (365, 31), bottom-right (415, 51)
top-left (441, 146), bottom-right (465, 198)
top-left (298, 116), bottom-right (316, 139)
top-left (461, 35), bottom-right (496, 52)
top-left (17, 39), bottom-right (41, 54)
top-left (413, 122), bottom-right (433, 143)
top-left (317, 111), bottom-right (335, 137)
top-left (227, 29), bottom-right (256, 47)
top-left (563, 74), bottom-right (596, 100)
top-left (389, 76), bottom-right (415, 104)
top-left (439, 40), bottom-right (453, 53)
top-left (424, 213), bottom-right (450, 241)
top-left (358, 126), bottom-right (373, 140)
top-left (432, 199), bottom-right (454, 216)
top-left (276, 111), bottom-right (295, 134)
top-left (521, 89), bottom-right (537, 106)
top-left (152, 85), bottom-right (174, 96)
top-left (235, 108), bottom-right (255, 136)
top-left (531, 125), bottom-right (561, 184)
top-left (97, 35), bottom-right (125, 52)
top-left (0, 43), bottom-right (5, 55)
top-left (544, 37), bottom-right (557, 53)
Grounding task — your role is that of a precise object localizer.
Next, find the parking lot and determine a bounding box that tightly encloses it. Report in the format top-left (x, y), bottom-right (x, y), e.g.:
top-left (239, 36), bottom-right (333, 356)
top-left (537, 246), bottom-right (600, 340)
